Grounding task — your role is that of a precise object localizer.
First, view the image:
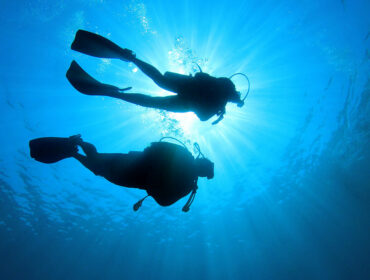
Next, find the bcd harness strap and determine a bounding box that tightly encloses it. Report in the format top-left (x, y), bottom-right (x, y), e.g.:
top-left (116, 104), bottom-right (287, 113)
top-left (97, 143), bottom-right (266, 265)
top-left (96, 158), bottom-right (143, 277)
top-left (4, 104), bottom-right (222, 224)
top-left (182, 186), bottom-right (197, 212)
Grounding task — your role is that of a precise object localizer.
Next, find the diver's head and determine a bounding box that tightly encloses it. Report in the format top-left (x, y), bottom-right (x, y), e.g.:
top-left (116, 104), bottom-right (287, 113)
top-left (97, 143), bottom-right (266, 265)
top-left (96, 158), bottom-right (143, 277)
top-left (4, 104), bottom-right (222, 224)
top-left (229, 90), bottom-right (244, 107)
top-left (218, 77), bottom-right (244, 107)
top-left (195, 157), bottom-right (214, 179)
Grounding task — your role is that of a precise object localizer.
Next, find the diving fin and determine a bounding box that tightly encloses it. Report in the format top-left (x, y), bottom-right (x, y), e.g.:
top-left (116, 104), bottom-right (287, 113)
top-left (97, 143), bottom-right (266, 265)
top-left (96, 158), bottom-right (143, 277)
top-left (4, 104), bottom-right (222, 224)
top-left (29, 136), bottom-right (79, 164)
top-left (66, 60), bottom-right (121, 95)
top-left (71, 29), bottom-right (135, 61)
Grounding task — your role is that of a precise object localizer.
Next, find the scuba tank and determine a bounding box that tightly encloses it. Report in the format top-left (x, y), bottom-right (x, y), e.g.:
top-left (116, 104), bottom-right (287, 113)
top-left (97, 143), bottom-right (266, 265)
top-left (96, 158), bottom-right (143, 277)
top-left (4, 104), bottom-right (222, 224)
top-left (133, 137), bottom-right (205, 212)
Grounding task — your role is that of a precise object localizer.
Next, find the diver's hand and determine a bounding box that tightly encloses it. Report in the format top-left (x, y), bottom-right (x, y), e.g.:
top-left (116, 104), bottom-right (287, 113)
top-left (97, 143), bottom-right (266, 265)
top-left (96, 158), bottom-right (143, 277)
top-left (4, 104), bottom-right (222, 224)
top-left (212, 110), bottom-right (225, 125)
top-left (212, 115), bottom-right (224, 125)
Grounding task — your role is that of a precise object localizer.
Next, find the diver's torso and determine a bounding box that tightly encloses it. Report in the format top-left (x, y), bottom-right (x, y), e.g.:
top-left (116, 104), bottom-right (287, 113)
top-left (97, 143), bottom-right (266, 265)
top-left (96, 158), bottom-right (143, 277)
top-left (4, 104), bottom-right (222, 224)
top-left (165, 72), bottom-right (229, 120)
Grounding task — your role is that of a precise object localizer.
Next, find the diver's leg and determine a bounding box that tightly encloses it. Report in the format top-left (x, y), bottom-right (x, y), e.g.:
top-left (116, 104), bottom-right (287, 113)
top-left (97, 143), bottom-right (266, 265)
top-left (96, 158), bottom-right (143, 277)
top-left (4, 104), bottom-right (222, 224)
top-left (69, 137), bottom-right (128, 186)
top-left (73, 142), bottom-right (117, 181)
top-left (78, 141), bottom-right (98, 157)
top-left (70, 136), bottom-right (111, 177)
top-left (73, 143), bottom-right (140, 188)
top-left (73, 153), bottom-right (97, 174)
top-left (105, 93), bottom-right (189, 112)
top-left (130, 58), bottom-right (175, 91)
top-left (72, 140), bottom-right (103, 175)
top-left (69, 135), bottom-right (98, 157)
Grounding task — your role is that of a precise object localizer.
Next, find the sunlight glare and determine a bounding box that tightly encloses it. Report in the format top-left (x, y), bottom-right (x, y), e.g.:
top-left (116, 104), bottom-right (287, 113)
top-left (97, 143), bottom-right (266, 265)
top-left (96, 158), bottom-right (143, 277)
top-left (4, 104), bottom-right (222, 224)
top-left (168, 112), bottom-right (198, 135)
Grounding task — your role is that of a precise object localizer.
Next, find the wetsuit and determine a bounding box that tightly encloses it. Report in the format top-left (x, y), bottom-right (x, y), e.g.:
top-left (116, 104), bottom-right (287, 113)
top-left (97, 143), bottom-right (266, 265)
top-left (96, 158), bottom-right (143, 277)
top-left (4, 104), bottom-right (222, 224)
top-left (76, 141), bottom-right (198, 206)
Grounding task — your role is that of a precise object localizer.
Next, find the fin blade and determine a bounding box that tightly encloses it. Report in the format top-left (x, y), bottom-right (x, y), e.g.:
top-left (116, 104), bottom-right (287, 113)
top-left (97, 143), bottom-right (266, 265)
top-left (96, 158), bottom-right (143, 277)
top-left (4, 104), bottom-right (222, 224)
top-left (71, 29), bottom-right (133, 61)
top-left (29, 137), bottom-right (77, 164)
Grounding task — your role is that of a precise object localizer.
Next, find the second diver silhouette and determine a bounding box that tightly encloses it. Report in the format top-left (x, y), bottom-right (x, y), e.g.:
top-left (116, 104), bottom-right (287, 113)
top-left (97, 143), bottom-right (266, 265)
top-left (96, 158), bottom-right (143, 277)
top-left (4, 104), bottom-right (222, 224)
top-left (29, 135), bottom-right (214, 212)
top-left (66, 29), bottom-right (247, 124)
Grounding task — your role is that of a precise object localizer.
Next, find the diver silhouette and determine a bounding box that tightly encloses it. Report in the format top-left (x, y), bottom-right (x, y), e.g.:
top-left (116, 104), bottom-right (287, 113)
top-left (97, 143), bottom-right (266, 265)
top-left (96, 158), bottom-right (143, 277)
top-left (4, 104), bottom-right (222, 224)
top-left (66, 29), bottom-right (247, 124)
top-left (29, 135), bottom-right (214, 211)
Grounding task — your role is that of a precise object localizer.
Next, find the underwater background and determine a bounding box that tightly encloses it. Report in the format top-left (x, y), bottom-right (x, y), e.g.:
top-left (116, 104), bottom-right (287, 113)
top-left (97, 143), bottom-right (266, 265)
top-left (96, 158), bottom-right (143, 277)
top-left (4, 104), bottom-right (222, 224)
top-left (1, 0), bottom-right (369, 279)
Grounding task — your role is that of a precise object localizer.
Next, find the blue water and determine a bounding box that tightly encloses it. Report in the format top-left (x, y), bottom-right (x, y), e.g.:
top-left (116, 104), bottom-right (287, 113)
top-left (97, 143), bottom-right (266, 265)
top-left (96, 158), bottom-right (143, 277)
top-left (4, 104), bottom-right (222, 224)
top-left (1, 0), bottom-right (369, 279)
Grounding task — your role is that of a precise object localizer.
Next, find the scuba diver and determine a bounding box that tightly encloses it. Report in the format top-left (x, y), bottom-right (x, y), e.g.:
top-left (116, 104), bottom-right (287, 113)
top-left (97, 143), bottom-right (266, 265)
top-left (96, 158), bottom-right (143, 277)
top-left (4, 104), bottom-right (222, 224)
top-left (29, 135), bottom-right (214, 212)
top-left (66, 30), bottom-right (249, 124)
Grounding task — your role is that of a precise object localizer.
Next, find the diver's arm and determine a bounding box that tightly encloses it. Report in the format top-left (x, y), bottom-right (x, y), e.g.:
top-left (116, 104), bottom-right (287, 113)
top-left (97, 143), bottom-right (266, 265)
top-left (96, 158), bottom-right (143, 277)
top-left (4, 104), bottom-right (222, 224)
top-left (196, 107), bottom-right (225, 123)
top-left (212, 109), bottom-right (225, 125)
top-left (196, 109), bottom-right (214, 121)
